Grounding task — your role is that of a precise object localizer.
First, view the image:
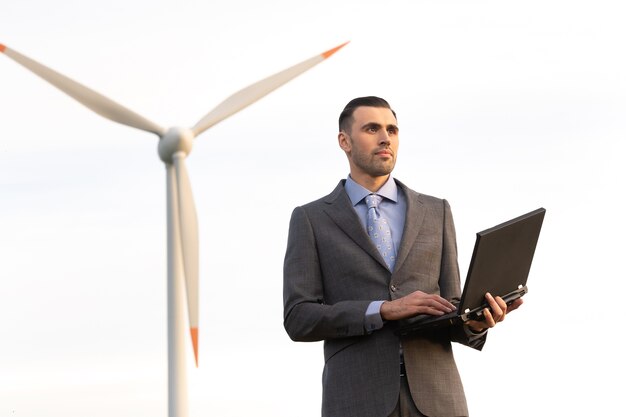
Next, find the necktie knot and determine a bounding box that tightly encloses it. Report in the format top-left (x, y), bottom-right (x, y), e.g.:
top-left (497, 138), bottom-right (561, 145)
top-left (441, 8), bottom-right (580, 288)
top-left (365, 194), bottom-right (382, 210)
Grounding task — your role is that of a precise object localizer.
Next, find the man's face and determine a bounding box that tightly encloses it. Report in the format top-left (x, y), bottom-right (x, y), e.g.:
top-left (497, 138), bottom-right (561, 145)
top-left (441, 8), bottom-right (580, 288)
top-left (339, 106), bottom-right (399, 180)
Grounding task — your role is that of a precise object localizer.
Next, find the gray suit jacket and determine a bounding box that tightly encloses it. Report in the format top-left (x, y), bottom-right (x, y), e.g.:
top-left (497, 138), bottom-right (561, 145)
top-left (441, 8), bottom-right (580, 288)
top-left (283, 179), bottom-right (486, 417)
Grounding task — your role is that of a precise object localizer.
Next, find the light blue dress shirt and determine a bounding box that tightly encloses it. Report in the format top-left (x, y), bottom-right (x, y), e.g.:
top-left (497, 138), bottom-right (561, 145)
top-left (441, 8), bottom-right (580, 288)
top-left (344, 175), bottom-right (407, 332)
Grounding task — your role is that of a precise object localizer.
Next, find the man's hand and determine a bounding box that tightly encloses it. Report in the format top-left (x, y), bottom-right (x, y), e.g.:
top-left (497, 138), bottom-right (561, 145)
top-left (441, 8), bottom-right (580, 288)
top-left (380, 290), bottom-right (456, 321)
top-left (465, 292), bottom-right (523, 333)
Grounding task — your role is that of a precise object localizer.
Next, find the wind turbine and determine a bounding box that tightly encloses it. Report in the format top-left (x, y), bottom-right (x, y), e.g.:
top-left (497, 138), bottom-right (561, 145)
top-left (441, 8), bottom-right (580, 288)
top-left (0, 41), bottom-right (347, 417)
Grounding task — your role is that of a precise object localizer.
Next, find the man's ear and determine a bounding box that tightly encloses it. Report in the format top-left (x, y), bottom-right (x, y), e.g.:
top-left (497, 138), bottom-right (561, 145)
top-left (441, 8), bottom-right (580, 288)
top-left (338, 131), bottom-right (351, 153)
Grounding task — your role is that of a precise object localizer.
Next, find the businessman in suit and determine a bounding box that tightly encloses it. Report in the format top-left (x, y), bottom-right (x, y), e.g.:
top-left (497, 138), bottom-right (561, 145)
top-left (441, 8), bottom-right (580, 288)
top-left (283, 96), bottom-right (521, 417)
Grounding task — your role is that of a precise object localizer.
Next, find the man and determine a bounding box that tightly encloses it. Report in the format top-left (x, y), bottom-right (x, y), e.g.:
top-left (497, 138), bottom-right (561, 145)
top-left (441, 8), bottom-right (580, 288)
top-left (283, 96), bottom-right (521, 417)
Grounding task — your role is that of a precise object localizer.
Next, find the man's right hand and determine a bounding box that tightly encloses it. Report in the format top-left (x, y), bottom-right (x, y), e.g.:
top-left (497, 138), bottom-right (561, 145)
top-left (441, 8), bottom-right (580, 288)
top-left (380, 291), bottom-right (456, 321)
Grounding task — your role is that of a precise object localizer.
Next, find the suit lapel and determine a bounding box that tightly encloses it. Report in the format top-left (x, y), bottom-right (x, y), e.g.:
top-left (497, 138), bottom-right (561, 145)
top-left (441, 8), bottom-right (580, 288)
top-left (323, 181), bottom-right (390, 270)
top-left (394, 181), bottom-right (426, 272)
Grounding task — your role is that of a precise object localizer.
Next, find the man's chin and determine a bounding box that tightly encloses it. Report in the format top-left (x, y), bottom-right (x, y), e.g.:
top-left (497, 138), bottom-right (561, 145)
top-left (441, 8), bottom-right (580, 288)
top-left (370, 164), bottom-right (395, 177)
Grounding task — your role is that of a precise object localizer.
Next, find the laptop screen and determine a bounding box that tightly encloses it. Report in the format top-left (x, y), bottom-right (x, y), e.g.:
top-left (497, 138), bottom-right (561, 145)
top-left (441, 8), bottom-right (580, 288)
top-left (459, 207), bottom-right (546, 314)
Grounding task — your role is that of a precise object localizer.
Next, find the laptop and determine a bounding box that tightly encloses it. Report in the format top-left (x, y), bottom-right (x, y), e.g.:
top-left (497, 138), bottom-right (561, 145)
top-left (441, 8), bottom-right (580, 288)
top-left (396, 207), bottom-right (546, 336)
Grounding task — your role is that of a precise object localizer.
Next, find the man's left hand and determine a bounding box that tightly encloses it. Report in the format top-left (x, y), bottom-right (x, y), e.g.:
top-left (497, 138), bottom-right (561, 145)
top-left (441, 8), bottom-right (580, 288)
top-left (465, 292), bottom-right (523, 333)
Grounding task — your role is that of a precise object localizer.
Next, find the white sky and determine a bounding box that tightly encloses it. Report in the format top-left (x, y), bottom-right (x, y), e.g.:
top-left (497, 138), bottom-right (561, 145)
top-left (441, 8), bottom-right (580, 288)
top-left (1, 0), bottom-right (625, 416)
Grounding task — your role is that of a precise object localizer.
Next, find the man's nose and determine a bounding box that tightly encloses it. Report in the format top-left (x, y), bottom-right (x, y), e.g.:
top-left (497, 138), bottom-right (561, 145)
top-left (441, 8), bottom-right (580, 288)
top-left (378, 131), bottom-right (391, 145)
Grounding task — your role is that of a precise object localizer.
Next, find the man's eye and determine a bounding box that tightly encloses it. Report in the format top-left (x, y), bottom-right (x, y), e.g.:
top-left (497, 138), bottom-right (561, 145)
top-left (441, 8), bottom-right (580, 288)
top-left (387, 128), bottom-right (397, 135)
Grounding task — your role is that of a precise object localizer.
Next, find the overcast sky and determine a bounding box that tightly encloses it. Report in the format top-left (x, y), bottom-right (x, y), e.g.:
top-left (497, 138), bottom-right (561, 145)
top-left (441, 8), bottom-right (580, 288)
top-left (1, 1), bottom-right (625, 416)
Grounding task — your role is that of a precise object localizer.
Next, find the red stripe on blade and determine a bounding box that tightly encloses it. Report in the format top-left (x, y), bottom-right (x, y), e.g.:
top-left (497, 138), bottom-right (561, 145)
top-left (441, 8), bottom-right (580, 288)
top-left (321, 41), bottom-right (349, 59)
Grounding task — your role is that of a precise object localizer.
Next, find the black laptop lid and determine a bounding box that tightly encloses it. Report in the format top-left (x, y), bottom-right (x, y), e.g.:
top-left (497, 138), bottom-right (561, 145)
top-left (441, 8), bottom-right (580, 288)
top-left (458, 207), bottom-right (546, 314)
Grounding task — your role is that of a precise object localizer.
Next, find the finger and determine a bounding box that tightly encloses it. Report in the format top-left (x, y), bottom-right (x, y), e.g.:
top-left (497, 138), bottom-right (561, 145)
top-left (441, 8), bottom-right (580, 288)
top-left (466, 320), bottom-right (487, 333)
top-left (486, 293), bottom-right (505, 322)
top-left (411, 298), bottom-right (455, 316)
top-left (495, 296), bottom-right (507, 311)
top-left (494, 296), bottom-right (508, 322)
top-left (422, 307), bottom-right (447, 316)
top-left (407, 292), bottom-right (455, 312)
top-left (507, 298), bottom-right (523, 313)
top-left (413, 301), bottom-right (451, 315)
top-left (430, 297), bottom-right (455, 313)
top-left (482, 308), bottom-right (497, 328)
top-left (427, 294), bottom-right (456, 311)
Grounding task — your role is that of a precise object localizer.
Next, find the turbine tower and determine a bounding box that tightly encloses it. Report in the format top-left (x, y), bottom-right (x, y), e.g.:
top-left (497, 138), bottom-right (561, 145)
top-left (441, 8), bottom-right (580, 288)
top-left (0, 41), bottom-right (347, 417)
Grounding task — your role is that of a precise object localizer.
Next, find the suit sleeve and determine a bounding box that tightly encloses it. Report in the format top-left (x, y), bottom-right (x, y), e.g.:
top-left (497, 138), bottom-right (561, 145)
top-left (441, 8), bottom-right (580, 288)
top-left (283, 206), bottom-right (371, 342)
top-left (440, 199), bottom-right (487, 350)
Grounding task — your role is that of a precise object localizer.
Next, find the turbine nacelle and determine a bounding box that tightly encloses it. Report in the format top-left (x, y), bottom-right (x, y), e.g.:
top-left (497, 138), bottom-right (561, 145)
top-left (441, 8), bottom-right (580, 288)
top-left (158, 127), bottom-right (195, 164)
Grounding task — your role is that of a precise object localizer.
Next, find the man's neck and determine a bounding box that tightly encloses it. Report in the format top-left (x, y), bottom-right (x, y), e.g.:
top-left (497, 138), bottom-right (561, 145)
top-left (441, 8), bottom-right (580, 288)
top-left (349, 173), bottom-right (390, 193)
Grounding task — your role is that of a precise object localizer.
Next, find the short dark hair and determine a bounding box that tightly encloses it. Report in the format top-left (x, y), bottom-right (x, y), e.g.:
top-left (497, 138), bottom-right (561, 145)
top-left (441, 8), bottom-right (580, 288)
top-left (338, 96), bottom-right (397, 133)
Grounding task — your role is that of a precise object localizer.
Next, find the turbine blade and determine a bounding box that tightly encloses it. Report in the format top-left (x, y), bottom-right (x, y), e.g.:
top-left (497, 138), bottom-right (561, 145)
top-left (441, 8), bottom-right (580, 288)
top-left (192, 41), bottom-right (349, 136)
top-left (0, 43), bottom-right (165, 136)
top-left (172, 153), bottom-right (199, 367)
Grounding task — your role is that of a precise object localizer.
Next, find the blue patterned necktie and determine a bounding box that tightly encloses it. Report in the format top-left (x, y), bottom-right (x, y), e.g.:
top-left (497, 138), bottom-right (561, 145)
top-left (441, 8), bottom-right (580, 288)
top-left (365, 194), bottom-right (396, 271)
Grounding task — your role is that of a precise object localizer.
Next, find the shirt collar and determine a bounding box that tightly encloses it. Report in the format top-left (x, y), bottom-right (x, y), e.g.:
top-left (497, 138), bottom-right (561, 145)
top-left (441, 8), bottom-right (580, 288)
top-left (344, 175), bottom-right (398, 207)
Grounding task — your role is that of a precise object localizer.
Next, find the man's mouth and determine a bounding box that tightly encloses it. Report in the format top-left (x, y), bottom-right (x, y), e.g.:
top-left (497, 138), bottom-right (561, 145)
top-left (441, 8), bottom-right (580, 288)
top-left (375, 149), bottom-right (393, 157)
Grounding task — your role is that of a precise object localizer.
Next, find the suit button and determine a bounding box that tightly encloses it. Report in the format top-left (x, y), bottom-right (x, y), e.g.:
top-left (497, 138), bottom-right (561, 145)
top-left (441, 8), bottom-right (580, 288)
top-left (390, 284), bottom-right (397, 292)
